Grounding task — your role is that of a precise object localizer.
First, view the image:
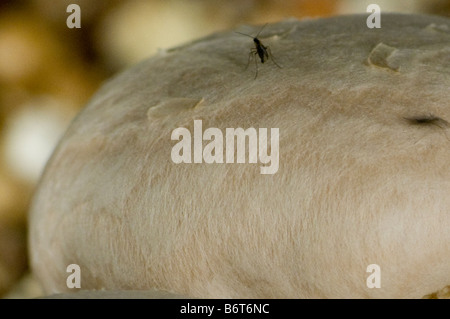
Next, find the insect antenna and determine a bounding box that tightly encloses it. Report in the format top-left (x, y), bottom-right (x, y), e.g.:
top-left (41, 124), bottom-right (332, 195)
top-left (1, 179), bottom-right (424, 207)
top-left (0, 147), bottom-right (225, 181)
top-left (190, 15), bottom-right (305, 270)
top-left (234, 31), bottom-right (254, 38)
top-left (254, 23), bottom-right (268, 38)
top-left (235, 23), bottom-right (268, 39)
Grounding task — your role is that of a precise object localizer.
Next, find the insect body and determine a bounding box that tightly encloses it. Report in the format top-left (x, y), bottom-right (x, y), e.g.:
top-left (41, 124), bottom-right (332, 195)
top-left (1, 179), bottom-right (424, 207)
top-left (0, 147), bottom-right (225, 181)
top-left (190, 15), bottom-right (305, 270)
top-left (236, 23), bottom-right (282, 79)
top-left (253, 37), bottom-right (269, 64)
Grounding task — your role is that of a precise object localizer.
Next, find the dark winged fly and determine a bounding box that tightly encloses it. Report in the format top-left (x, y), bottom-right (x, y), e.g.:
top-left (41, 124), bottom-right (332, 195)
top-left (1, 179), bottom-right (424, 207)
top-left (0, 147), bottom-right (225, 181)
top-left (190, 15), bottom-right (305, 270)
top-left (235, 23), bottom-right (282, 79)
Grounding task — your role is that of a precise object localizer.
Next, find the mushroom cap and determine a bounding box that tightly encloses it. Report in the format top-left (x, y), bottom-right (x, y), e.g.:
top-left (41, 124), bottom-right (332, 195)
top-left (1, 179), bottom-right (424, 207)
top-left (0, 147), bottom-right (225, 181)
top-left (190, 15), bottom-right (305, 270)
top-left (29, 14), bottom-right (450, 298)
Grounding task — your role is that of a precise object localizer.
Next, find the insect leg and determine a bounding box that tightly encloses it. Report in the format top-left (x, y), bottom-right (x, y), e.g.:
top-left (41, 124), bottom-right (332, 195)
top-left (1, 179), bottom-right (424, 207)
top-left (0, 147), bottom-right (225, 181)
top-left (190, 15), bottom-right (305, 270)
top-left (266, 46), bottom-right (282, 68)
top-left (253, 50), bottom-right (258, 79)
top-left (245, 48), bottom-right (257, 71)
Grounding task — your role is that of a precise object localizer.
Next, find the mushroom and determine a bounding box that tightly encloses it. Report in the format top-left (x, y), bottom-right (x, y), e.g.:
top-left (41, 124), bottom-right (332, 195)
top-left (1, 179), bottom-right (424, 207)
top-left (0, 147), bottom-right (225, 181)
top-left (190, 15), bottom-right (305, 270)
top-left (29, 14), bottom-right (450, 298)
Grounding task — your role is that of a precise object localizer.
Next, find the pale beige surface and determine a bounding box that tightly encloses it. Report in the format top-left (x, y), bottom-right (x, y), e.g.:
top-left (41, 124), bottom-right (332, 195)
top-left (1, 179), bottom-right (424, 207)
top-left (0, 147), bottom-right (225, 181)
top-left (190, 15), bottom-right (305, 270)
top-left (3, 273), bottom-right (44, 299)
top-left (40, 289), bottom-right (188, 299)
top-left (29, 14), bottom-right (450, 298)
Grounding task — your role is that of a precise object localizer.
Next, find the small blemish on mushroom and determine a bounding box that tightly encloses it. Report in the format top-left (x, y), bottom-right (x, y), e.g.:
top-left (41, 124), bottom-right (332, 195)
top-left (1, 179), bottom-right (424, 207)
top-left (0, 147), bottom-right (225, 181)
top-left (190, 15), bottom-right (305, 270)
top-left (367, 42), bottom-right (400, 71)
top-left (403, 114), bottom-right (449, 128)
top-left (267, 25), bottom-right (297, 40)
top-left (147, 97), bottom-right (204, 119)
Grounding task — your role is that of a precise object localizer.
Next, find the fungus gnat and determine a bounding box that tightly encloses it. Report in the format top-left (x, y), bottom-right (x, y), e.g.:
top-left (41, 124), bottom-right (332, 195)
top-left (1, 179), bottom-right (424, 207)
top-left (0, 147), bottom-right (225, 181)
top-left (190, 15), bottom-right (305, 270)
top-left (236, 23), bottom-right (282, 79)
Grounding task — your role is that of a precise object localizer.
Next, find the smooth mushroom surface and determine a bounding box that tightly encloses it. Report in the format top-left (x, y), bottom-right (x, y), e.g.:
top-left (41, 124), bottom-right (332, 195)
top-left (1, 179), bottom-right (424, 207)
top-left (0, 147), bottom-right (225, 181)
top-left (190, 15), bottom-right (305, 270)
top-left (29, 14), bottom-right (450, 298)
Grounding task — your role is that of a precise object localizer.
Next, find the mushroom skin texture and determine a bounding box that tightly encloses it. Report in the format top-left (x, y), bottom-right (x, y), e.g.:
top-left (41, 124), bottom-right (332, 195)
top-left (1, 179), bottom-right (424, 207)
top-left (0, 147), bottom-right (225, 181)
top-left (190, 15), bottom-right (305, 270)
top-left (29, 14), bottom-right (450, 298)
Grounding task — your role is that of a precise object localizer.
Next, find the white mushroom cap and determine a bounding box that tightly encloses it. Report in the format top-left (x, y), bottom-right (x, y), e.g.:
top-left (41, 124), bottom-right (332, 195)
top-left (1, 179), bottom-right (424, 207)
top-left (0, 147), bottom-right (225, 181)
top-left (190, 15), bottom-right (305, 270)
top-left (29, 14), bottom-right (450, 298)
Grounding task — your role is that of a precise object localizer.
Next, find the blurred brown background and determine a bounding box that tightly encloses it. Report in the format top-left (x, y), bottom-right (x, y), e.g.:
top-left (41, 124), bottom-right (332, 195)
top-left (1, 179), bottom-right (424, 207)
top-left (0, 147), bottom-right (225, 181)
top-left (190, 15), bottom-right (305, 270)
top-left (0, 0), bottom-right (449, 298)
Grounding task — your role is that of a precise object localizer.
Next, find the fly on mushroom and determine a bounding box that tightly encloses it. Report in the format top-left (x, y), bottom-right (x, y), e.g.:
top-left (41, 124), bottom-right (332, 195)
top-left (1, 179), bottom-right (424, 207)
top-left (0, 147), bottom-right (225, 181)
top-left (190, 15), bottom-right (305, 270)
top-left (236, 23), bottom-right (282, 79)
